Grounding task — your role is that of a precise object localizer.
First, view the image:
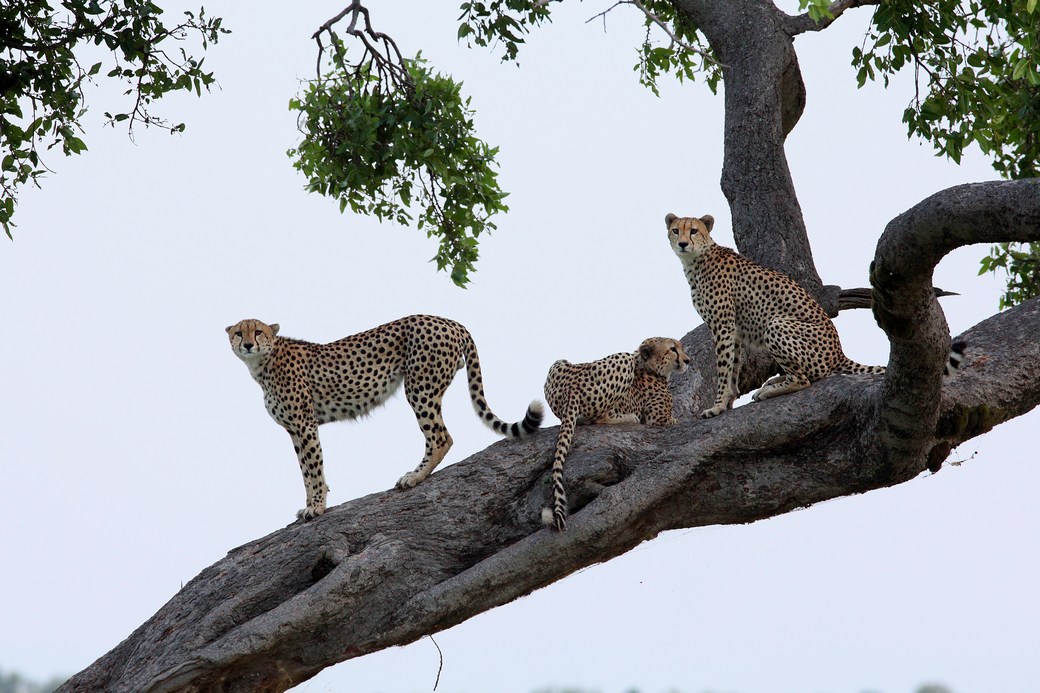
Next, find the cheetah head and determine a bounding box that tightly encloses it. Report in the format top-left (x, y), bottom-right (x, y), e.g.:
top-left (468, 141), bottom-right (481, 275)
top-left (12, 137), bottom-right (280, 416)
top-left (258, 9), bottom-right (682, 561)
top-left (638, 337), bottom-right (691, 378)
top-left (665, 213), bottom-right (715, 259)
top-left (226, 319), bottom-right (280, 361)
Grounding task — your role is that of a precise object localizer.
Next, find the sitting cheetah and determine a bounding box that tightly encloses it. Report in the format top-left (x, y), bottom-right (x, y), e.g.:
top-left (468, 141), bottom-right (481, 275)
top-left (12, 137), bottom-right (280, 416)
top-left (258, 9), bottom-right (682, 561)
top-left (227, 315), bottom-right (543, 520)
top-left (541, 337), bottom-right (690, 531)
top-left (666, 212), bottom-right (964, 418)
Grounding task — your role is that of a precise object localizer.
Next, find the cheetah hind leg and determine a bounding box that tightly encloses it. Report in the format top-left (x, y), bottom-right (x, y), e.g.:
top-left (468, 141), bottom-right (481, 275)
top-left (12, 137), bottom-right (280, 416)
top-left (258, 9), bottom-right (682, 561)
top-left (395, 365), bottom-right (456, 489)
top-left (396, 426), bottom-right (453, 489)
top-left (752, 372), bottom-right (811, 401)
top-left (397, 373), bottom-right (455, 489)
top-left (753, 318), bottom-right (830, 402)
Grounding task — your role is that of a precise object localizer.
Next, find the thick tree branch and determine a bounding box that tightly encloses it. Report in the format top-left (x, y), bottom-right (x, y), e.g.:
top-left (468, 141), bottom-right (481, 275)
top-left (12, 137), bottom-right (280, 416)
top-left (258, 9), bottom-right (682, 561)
top-left (869, 180), bottom-right (1040, 480)
top-left (58, 283), bottom-right (1040, 692)
top-left (58, 180), bottom-right (1040, 692)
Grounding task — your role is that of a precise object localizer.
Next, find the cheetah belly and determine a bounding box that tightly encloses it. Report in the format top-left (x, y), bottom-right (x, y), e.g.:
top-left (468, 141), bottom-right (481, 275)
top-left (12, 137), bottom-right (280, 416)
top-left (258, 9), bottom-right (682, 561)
top-left (312, 371), bottom-right (405, 425)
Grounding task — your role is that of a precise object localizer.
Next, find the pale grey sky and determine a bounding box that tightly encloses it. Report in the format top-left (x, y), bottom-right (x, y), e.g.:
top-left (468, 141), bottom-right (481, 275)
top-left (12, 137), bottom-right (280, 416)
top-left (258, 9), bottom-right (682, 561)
top-left (2, 2), bottom-right (1037, 693)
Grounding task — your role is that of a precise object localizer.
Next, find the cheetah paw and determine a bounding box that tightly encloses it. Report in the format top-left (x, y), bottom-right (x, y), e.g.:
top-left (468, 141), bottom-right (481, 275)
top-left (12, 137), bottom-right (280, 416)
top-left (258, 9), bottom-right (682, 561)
top-left (396, 472), bottom-right (423, 490)
top-left (700, 405), bottom-right (725, 418)
top-left (296, 505), bottom-right (325, 521)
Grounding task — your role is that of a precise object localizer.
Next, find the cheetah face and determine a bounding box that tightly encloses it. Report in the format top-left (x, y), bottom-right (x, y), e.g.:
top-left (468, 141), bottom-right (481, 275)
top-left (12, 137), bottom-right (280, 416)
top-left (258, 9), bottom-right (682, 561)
top-left (226, 319), bottom-right (280, 360)
top-left (665, 213), bottom-right (716, 259)
top-left (638, 337), bottom-right (691, 378)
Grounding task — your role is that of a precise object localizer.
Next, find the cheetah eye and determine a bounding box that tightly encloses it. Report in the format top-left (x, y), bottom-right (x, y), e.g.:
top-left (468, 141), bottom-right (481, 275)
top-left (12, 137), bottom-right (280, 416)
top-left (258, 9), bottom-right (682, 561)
top-left (254, 330), bottom-right (263, 337)
top-left (234, 331), bottom-right (242, 337)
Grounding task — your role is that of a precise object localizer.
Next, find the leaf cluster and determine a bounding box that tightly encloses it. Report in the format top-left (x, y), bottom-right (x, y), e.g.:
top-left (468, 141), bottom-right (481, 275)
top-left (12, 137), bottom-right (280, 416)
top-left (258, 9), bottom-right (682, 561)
top-left (632, 0), bottom-right (720, 96)
top-left (853, 0), bottom-right (1039, 177)
top-left (0, 0), bottom-right (227, 238)
top-left (288, 40), bottom-right (507, 287)
top-left (852, 0), bottom-right (1040, 307)
top-left (457, 0), bottom-right (720, 95)
top-left (457, 0), bottom-right (553, 63)
top-left (979, 242), bottom-right (1040, 309)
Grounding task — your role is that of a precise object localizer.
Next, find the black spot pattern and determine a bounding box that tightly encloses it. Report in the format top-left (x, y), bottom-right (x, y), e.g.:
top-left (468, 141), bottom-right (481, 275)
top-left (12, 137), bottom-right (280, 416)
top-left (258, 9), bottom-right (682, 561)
top-left (228, 315), bottom-right (543, 520)
top-left (540, 338), bottom-right (689, 531)
top-left (665, 213), bottom-right (884, 418)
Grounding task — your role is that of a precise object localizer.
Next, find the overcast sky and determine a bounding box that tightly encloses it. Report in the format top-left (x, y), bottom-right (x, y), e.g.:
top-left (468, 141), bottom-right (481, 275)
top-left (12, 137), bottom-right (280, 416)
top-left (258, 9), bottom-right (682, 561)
top-left (2, 2), bottom-right (1038, 693)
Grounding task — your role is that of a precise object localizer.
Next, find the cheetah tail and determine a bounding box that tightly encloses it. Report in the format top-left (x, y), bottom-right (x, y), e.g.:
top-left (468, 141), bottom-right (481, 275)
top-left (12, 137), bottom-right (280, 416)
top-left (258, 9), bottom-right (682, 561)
top-left (834, 357), bottom-right (886, 376)
top-left (542, 411), bottom-right (575, 532)
top-left (945, 338), bottom-right (967, 376)
top-left (835, 339), bottom-right (967, 377)
top-left (462, 333), bottom-right (544, 438)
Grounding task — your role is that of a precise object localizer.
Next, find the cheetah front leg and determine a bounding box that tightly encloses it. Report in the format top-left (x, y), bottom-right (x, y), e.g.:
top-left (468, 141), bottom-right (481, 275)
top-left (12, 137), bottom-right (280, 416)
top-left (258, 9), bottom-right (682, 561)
top-left (288, 425), bottom-right (329, 520)
top-left (703, 324), bottom-right (741, 418)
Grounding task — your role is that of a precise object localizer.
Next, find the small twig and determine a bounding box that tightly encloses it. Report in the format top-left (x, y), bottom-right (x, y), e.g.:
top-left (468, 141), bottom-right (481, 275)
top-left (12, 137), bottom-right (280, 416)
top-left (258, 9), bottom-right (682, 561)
top-left (427, 634), bottom-right (444, 691)
top-left (584, 0), bottom-right (721, 65)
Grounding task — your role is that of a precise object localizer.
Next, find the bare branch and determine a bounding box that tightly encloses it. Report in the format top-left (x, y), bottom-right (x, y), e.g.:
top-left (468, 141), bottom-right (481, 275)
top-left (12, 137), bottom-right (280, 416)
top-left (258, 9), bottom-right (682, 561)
top-left (310, 1), bottom-right (409, 87)
top-left (784, 0), bottom-right (880, 36)
top-left (584, 0), bottom-right (722, 66)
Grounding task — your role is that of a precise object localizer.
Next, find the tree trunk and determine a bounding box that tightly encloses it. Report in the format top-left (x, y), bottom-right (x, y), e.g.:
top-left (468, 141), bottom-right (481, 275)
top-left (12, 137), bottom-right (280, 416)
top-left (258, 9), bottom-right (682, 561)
top-left (675, 0), bottom-right (820, 299)
top-left (56, 0), bottom-right (1040, 688)
top-left (57, 180), bottom-right (1040, 693)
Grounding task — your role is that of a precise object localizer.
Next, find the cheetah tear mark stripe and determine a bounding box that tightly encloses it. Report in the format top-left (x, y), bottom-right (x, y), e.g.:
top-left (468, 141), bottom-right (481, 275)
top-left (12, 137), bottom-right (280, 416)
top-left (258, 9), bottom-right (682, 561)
top-left (461, 331), bottom-right (544, 438)
top-left (541, 409), bottom-right (575, 532)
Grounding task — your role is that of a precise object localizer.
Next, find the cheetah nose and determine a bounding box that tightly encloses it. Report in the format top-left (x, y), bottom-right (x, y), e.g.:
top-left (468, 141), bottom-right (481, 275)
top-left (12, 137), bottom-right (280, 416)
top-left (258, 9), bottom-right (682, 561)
top-left (243, 343), bottom-right (254, 351)
top-left (678, 241), bottom-right (689, 249)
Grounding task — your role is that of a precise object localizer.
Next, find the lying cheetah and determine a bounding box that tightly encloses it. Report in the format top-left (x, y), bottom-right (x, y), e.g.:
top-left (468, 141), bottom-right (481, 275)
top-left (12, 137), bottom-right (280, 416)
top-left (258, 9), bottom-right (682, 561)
top-left (541, 337), bottom-right (690, 531)
top-left (227, 315), bottom-right (543, 520)
top-left (666, 212), bottom-right (964, 418)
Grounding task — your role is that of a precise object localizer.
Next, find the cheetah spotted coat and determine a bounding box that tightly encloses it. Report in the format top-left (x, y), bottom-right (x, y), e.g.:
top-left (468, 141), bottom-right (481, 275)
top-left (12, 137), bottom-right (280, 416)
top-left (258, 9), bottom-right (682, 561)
top-left (666, 212), bottom-right (885, 418)
top-left (228, 314), bottom-right (543, 520)
top-left (541, 337), bottom-right (689, 531)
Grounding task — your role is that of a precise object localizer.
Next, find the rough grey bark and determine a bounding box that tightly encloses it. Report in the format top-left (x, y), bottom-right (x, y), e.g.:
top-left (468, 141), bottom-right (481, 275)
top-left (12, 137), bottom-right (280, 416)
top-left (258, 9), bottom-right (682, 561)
top-left (675, 0), bottom-right (821, 299)
top-left (57, 0), bottom-right (1040, 689)
top-left (58, 181), bottom-right (1040, 693)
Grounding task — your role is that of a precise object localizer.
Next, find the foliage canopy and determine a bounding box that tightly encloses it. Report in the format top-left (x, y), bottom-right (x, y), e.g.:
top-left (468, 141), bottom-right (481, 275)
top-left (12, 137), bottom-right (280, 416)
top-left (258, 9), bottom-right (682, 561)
top-left (0, 0), bottom-right (227, 238)
top-left (290, 3), bottom-right (509, 287)
top-left (323, 0), bottom-right (1040, 295)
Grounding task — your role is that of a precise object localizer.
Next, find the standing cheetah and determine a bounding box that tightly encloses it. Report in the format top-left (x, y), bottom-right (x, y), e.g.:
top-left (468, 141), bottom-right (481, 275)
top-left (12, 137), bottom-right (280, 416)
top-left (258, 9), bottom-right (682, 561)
top-left (541, 337), bottom-right (689, 531)
top-left (666, 212), bottom-right (964, 418)
top-left (227, 315), bottom-right (543, 520)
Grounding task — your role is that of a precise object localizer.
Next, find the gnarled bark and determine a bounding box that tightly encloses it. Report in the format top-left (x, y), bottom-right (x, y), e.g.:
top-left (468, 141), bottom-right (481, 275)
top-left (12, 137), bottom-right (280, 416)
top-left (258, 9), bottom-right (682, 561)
top-left (58, 181), bottom-right (1040, 693)
top-left (56, 0), bottom-right (1040, 688)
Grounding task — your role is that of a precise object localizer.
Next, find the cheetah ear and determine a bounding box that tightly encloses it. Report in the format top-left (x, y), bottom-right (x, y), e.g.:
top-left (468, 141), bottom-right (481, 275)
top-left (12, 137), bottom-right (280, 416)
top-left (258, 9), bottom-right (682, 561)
top-left (638, 342), bottom-right (654, 361)
top-left (270, 323), bottom-right (280, 336)
top-left (665, 212), bottom-right (678, 228)
top-left (225, 324), bottom-right (234, 334)
top-left (700, 214), bottom-right (715, 232)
